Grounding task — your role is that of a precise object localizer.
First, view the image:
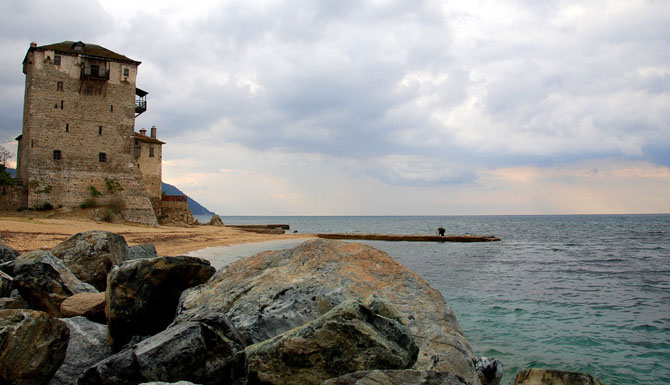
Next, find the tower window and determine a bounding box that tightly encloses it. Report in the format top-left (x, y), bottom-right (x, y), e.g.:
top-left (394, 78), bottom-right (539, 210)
top-left (53, 150), bottom-right (62, 160)
top-left (99, 153), bottom-right (107, 162)
top-left (56, 81), bottom-right (63, 91)
top-left (54, 55), bottom-right (61, 66)
top-left (60, 100), bottom-right (63, 110)
top-left (65, 123), bottom-right (69, 132)
top-left (123, 68), bottom-right (129, 77)
top-left (86, 86), bottom-right (93, 95)
top-left (110, 105), bottom-right (113, 112)
top-left (98, 126), bottom-right (103, 135)
top-left (149, 147), bottom-right (155, 157)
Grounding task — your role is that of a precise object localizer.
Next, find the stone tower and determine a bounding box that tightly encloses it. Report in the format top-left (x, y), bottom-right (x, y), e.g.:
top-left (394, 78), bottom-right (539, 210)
top-left (16, 41), bottom-right (158, 225)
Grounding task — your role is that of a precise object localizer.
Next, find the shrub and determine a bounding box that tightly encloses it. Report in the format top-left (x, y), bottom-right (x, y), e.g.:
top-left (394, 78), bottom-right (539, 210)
top-left (36, 202), bottom-right (53, 211)
top-left (105, 197), bottom-right (127, 214)
top-left (105, 178), bottom-right (124, 193)
top-left (88, 185), bottom-right (102, 198)
top-left (80, 198), bottom-right (98, 209)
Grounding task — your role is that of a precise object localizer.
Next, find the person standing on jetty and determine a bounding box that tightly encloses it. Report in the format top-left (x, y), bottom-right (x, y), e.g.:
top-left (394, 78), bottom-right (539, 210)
top-left (437, 227), bottom-right (446, 236)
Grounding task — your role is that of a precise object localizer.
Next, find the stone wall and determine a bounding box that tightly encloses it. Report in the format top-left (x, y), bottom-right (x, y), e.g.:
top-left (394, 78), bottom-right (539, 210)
top-left (0, 185), bottom-right (28, 211)
top-left (159, 196), bottom-right (195, 225)
top-left (17, 45), bottom-right (157, 226)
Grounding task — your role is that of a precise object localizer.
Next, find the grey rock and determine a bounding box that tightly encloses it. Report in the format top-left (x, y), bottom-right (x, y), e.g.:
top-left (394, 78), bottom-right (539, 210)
top-left (0, 309), bottom-right (70, 385)
top-left (322, 370), bottom-right (470, 385)
top-left (52, 230), bottom-right (129, 291)
top-left (0, 289), bottom-right (30, 310)
top-left (207, 215), bottom-right (223, 226)
top-left (242, 297), bottom-right (419, 385)
top-left (106, 255), bottom-right (216, 349)
top-left (127, 244), bottom-right (158, 260)
top-left (13, 250), bottom-right (97, 316)
top-left (76, 319), bottom-right (243, 385)
top-left (0, 244), bottom-right (19, 264)
top-left (475, 357), bottom-right (503, 385)
top-left (49, 316), bottom-right (113, 385)
top-left (0, 269), bottom-right (12, 297)
top-left (513, 368), bottom-right (604, 385)
top-left (176, 239), bottom-right (480, 384)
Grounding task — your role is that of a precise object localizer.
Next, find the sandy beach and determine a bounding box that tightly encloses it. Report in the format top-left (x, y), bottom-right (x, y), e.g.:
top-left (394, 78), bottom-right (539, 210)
top-left (0, 212), bottom-right (314, 255)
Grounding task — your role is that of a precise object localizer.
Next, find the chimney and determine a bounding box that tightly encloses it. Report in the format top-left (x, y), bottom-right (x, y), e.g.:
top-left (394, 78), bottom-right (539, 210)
top-left (150, 125), bottom-right (157, 138)
top-left (140, 128), bottom-right (147, 136)
top-left (30, 42), bottom-right (37, 48)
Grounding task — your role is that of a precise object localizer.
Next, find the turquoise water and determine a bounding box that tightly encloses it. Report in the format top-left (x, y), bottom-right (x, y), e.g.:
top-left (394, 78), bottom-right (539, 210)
top-left (193, 215), bottom-right (670, 384)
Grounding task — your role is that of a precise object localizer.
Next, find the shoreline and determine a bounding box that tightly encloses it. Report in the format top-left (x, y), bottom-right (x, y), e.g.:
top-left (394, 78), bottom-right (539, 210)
top-left (0, 213), bottom-right (315, 255)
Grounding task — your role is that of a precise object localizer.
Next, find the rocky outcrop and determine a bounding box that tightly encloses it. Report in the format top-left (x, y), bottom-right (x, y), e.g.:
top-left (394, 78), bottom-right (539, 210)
top-left (0, 309), bottom-right (70, 385)
top-left (106, 255), bottom-right (216, 349)
top-left (0, 269), bottom-right (12, 297)
top-left (475, 357), bottom-right (503, 385)
top-left (243, 297), bottom-right (418, 385)
top-left (207, 214), bottom-right (224, 226)
top-left (13, 250), bottom-right (97, 316)
top-left (513, 368), bottom-right (604, 385)
top-left (175, 239), bottom-right (480, 384)
top-left (126, 244), bottom-right (159, 260)
top-left (60, 292), bottom-right (106, 323)
top-left (76, 319), bottom-right (244, 385)
top-left (51, 231), bottom-right (129, 291)
top-left (322, 370), bottom-right (470, 385)
top-left (49, 316), bottom-right (113, 385)
top-left (0, 289), bottom-right (30, 310)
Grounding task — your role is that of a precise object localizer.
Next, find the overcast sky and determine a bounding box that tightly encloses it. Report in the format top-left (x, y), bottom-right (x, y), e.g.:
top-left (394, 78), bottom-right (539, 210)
top-left (1, 0), bottom-right (668, 215)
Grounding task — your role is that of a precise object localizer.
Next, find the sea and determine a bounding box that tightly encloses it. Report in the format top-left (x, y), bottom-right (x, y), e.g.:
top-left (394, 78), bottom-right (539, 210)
top-left (189, 214), bottom-right (670, 385)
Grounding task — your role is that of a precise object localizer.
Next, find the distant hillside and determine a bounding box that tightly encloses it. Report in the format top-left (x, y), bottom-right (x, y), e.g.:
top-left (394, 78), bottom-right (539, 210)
top-left (161, 182), bottom-right (215, 216)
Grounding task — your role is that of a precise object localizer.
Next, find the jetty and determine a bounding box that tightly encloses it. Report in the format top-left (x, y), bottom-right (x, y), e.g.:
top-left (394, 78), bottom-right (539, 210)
top-left (227, 224), bottom-right (290, 234)
top-left (316, 233), bottom-right (501, 243)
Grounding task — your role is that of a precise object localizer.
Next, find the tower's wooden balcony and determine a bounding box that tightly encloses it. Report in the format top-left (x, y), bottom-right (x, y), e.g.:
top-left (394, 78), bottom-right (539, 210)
top-left (80, 66), bottom-right (110, 80)
top-left (135, 88), bottom-right (148, 116)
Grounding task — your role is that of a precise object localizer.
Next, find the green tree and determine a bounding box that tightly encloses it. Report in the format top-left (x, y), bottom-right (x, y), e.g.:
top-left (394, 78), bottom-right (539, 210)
top-left (0, 146), bottom-right (15, 189)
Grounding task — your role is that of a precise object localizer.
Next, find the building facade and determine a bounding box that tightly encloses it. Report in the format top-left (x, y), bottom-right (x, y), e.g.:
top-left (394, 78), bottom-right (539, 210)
top-left (15, 41), bottom-right (159, 225)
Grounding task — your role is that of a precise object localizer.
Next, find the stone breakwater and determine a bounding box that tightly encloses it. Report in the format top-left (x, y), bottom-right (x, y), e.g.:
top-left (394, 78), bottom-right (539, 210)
top-left (0, 231), bottom-right (603, 385)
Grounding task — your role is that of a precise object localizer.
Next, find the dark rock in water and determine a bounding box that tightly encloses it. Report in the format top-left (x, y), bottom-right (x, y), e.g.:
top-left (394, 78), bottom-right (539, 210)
top-left (126, 244), bottom-right (159, 260)
top-left (13, 250), bottom-right (97, 316)
top-left (60, 292), bottom-right (106, 323)
top-left (242, 296), bottom-right (419, 385)
top-left (323, 370), bottom-right (470, 385)
top-left (513, 368), bottom-right (605, 385)
top-left (51, 230), bottom-right (129, 291)
top-left (0, 269), bottom-right (12, 297)
top-left (207, 214), bottom-right (224, 227)
top-left (475, 357), bottom-right (503, 385)
top-left (106, 255), bottom-right (216, 349)
top-left (76, 319), bottom-right (243, 385)
top-left (0, 309), bottom-right (70, 385)
top-left (139, 382), bottom-right (201, 385)
top-left (176, 239), bottom-right (479, 384)
top-left (49, 316), bottom-right (113, 385)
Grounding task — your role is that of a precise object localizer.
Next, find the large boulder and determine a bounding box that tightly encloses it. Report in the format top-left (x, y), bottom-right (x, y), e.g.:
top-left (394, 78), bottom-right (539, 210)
top-left (513, 368), bottom-right (605, 385)
top-left (207, 215), bottom-right (224, 227)
top-left (49, 316), bottom-right (114, 385)
top-left (51, 231), bottom-right (129, 291)
top-left (322, 370), bottom-right (470, 385)
top-left (0, 309), bottom-right (70, 385)
top-left (242, 296), bottom-right (418, 385)
top-left (76, 317), bottom-right (244, 385)
top-left (126, 244), bottom-right (159, 260)
top-left (175, 239), bottom-right (480, 384)
top-left (0, 269), bottom-right (12, 297)
top-left (60, 292), bottom-right (106, 323)
top-left (0, 289), bottom-right (30, 310)
top-left (13, 250), bottom-right (97, 316)
top-left (106, 255), bottom-right (216, 349)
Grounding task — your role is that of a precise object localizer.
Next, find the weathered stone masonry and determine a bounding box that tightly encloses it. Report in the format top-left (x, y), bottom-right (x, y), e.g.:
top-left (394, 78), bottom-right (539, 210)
top-left (15, 41), bottom-right (158, 225)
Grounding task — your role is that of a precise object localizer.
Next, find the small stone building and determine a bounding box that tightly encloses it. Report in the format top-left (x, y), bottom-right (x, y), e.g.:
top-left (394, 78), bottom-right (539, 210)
top-left (12, 41), bottom-right (176, 225)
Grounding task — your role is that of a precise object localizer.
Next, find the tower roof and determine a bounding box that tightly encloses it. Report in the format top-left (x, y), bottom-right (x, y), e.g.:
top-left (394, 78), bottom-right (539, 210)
top-left (25, 41), bottom-right (141, 65)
